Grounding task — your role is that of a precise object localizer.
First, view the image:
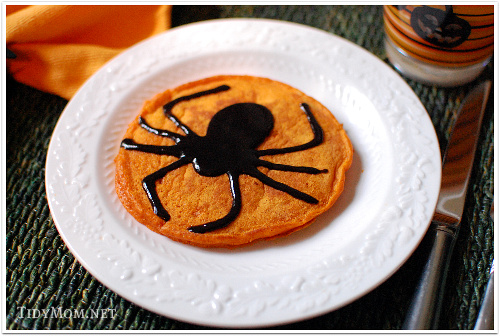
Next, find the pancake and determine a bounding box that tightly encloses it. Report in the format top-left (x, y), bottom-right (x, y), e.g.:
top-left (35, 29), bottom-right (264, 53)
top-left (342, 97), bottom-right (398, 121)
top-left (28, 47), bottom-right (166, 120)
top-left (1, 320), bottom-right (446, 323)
top-left (114, 75), bottom-right (353, 248)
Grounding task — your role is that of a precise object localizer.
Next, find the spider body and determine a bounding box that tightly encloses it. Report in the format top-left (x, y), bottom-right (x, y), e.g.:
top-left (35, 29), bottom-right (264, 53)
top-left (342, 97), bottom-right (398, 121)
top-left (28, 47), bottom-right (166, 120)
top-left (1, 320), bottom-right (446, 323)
top-left (121, 84), bottom-right (327, 234)
top-left (186, 102), bottom-right (274, 177)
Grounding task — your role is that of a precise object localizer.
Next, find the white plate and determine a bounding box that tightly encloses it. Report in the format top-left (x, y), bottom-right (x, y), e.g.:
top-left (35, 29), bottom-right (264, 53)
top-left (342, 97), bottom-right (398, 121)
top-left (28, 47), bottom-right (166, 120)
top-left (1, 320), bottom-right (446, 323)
top-left (45, 19), bottom-right (441, 328)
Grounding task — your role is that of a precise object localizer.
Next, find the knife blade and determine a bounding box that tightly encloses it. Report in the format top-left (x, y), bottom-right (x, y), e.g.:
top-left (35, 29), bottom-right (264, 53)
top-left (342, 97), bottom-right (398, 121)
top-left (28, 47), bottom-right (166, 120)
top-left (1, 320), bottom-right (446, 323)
top-left (402, 80), bottom-right (492, 330)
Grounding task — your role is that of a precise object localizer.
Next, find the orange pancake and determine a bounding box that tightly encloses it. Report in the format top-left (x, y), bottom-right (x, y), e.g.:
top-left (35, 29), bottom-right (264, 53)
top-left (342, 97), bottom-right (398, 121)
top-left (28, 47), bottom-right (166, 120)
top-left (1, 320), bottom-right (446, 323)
top-left (115, 75), bottom-right (353, 248)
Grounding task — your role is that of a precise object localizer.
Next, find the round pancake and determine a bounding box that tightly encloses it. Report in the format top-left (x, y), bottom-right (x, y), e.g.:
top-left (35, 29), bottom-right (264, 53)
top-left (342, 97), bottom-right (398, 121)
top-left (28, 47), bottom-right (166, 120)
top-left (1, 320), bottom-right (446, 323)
top-left (114, 75), bottom-right (353, 248)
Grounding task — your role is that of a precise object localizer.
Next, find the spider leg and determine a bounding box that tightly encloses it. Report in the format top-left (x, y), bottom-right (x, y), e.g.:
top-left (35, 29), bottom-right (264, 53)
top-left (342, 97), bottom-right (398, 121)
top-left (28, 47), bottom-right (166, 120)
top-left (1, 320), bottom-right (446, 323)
top-left (256, 159), bottom-right (328, 174)
top-left (246, 167), bottom-right (319, 204)
top-left (138, 116), bottom-right (184, 142)
top-left (142, 157), bottom-right (191, 222)
top-left (121, 139), bottom-right (182, 157)
top-left (188, 172), bottom-right (242, 234)
top-left (163, 84), bottom-right (230, 136)
top-left (164, 113), bottom-right (195, 136)
top-left (256, 103), bottom-right (324, 156)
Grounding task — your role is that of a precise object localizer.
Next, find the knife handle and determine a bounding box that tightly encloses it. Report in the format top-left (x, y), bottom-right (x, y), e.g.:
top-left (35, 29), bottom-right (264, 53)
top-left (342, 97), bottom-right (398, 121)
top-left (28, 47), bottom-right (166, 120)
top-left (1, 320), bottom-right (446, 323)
top-left (402, 222), bottom-right (457, 330)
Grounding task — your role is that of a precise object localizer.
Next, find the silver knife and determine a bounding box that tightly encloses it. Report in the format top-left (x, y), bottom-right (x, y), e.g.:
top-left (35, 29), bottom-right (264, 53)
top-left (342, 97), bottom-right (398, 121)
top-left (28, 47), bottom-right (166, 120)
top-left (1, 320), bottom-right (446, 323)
top-left (402, 80), bottom-right (492, 330)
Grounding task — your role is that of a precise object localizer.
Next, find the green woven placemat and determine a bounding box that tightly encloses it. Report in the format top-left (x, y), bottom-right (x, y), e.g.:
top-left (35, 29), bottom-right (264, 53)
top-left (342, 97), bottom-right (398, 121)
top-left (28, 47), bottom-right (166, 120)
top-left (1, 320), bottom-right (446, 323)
top-left (6, 5), bottom-right (494, 330)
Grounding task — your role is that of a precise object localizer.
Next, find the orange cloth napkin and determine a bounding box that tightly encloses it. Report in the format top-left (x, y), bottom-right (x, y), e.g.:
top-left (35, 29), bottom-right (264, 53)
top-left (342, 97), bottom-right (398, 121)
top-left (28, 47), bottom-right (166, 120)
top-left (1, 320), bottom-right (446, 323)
top-left (6, 5), bottom-right (171, 100)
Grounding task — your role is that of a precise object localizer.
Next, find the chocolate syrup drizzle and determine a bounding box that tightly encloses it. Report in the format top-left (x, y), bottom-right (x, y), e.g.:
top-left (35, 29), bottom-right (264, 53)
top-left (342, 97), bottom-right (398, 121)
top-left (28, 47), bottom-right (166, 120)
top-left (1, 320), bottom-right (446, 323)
top-left (121, 84), bottom-right (327, 233)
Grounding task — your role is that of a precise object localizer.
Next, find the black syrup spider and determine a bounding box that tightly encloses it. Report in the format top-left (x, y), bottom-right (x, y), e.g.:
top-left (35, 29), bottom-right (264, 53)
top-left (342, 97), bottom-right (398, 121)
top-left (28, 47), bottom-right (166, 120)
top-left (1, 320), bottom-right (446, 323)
top-left (121, 84), bottom-right (328, 234)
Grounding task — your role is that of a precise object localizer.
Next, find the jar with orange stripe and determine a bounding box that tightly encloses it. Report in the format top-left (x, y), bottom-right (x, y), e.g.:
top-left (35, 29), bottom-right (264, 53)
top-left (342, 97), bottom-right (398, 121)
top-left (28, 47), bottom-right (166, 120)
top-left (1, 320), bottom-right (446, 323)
top-left (384, 5), bottom-right (494, 86)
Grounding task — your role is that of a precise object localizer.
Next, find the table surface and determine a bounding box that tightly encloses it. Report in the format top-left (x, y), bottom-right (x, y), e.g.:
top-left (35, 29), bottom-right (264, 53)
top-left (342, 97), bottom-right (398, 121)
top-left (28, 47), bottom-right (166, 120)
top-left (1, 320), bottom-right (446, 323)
top-left (6, 5), bottom-right (495, 330)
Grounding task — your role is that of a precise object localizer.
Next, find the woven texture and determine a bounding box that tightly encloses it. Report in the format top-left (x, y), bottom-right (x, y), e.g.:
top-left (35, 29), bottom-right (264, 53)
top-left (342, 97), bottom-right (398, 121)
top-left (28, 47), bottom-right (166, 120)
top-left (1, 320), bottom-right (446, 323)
top-left (6, 5), bottom-right (494, 330)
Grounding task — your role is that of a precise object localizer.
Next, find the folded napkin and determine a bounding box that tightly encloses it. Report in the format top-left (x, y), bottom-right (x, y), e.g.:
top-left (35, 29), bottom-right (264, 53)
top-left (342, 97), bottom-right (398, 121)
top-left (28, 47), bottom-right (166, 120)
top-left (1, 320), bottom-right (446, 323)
top-left (6, 5), bottom-right (171, 100)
